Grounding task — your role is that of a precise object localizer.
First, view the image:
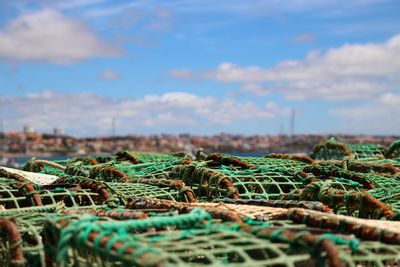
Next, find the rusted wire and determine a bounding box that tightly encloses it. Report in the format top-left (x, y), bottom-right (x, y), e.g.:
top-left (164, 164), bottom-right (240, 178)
top-left (129, 177), bottom-right (197, 203)
top-left (68, 157), bottom-right (98, 166)
top-left (60, 176), bottom-right (119, 207)
top-left (90, 165), bottom-right (129, 182)
top-left (287, 208), bottom-right (400, 245)
top-left (303, 165), bottom-right (375, 189)
top-left (0, 218), bottom-right (24, 267)
top-left (239, 224), bottom-right (345, 267)
top-left (126, 198), bottom-right (243, 222)
top-left (385, 139), bottom-right (400, 159)
top-left (23, 159), bottom-right (66, 172)
top-left (283, 182), bottom-right (394, 219)
top-left (0, 168), bottom-right (43, 206)
top-left (311, 141), bottom-right (352, 159)
top-left (43, 217), bottom-right (160, 266)
top-left (115, 150), bottom-right (141, 164)
top-left (171, 164), bottom-right (240, 199)
top-left (265, 153), bottom-right (316, 164)
top-left (342, 158), bottom-right (398, 176)
top-left (206, 153), bottom-right (255, 169)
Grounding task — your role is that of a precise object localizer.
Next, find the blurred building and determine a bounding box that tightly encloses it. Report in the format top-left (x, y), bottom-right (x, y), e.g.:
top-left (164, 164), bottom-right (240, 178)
top-left (23, 125), bottom-right (35, 134)
top-left (53, 127), bottom-right (63, 136)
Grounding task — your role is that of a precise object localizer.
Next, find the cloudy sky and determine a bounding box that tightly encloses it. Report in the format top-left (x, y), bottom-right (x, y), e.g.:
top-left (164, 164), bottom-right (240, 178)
top-left (0, 0), bottom-right (399, 136)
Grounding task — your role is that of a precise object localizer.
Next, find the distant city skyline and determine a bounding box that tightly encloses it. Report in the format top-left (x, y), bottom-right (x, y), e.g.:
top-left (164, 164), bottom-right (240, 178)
top-left (2, 130), bottom-right (397, 158)
top-left (0, 0), bottom-right (400, 136)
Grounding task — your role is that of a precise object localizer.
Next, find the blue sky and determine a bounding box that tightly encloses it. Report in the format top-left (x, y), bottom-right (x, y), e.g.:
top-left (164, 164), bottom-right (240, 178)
top-left (0, 0), bottom-right (400, 136)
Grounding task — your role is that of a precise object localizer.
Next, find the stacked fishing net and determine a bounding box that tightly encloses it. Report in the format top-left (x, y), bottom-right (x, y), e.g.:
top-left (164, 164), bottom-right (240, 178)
top-left (1, 140), bottom-right (400, 266)
top-left (310, 138), bottom-right (400, 217)
top-left (312, 138), bottom-right (385, 160)
top-left (43, 206), bottom-right (400, 267)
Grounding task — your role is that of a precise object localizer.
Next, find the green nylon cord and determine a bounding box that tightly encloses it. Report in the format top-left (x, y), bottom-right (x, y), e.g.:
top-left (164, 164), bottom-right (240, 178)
top-left (335, 178), bottom-right (362, 188)
top-left (315, 233), bottom-right (360, 253)
top-left (270, 228), bottom-right (288, 242)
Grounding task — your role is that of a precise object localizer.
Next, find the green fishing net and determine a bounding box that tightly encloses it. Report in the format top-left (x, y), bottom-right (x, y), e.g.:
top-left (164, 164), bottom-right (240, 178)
top-left (3, 140), bottom-right (400, 266)
top-left (41, 208), bottom-right (400, 267)
top-left (312, 138), bottom-right (386, 160)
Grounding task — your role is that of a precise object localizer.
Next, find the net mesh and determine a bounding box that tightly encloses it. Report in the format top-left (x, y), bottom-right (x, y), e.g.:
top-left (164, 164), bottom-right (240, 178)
top-left (385, 139), bottom-right (400, 159)
top-left (107, 181), bottom-right (194, 202)
top-left (3, 140), bottom-right (400, 266)
top-left (41, 207), bottom-right (400, 267)
top-left (312, 138), bottom-right (386, 160)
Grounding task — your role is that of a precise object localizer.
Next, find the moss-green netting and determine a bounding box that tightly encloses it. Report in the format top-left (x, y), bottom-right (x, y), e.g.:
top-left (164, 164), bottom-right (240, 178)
top-left (239, 156), bottom-right (313, 170)
top-left (312, 138), bottom-right (386, 160)
top-left (41, 208), bottom-right (400, 267)
top-left (107, 182), bottom-right (193, 202)
top-left (4, 146), bottom-right (400, 266)
top-left (385, 139), bottom-right (400, 159)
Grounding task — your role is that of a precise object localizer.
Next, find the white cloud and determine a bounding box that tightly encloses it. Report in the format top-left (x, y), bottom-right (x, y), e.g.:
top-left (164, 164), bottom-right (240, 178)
top-left (240, 83), bottom-right (271, 96)
top-left (330, 93), bottom-right (400, 134)
top-left (293, 33), bottom-right (315, 43)
top-left (169, 69), bottom-right (195, 80)
top-left (0, 9), bottom-right (122, 64)
top-left (170, 33), bottom-right (400, 100)
top-left (377, 92), bottom-right (400, 106)
top-left (100, 70), bottom-right (120, 80)
top-left (0, 91), bottom-right (288, 136)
